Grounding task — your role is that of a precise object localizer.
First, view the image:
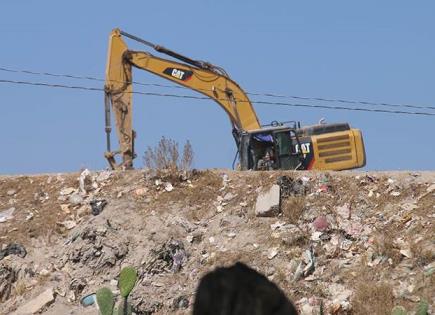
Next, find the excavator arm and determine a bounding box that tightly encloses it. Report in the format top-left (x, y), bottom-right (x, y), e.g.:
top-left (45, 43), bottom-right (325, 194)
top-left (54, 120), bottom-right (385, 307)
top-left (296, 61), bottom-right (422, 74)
top-left (104, 28), bottom-right (260, 169)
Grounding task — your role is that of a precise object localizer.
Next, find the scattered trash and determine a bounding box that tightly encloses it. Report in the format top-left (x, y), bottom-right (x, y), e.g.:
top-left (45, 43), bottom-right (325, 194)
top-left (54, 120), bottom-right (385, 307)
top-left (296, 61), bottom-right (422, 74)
top-left (80, 293), bottom-right (96, 307)
top-left (313, 216), bottom-right (329, 232)
top-left (0, 243), bottom-right (27, 260)
top-left (0, 207), bottom-right (15, 223)
top-left (142, 239), bottom-right (187, 275)
top-left (277, 176), bottom-right (308, 197)
top-left (164, 182), bottom-right (174, 192)
top-left (79, 169), bottom-right (92, 194)
top-left (294, 247), bottom-right (315, 281)
top-left (0, 265), bottom-right (16, 302)
top-left (90, 199), bottom-right (107, 215)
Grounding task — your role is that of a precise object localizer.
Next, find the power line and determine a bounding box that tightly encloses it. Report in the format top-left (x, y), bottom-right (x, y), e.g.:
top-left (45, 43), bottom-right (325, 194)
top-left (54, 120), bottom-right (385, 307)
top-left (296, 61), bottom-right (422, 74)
top-left (1, 78), bottom-right (435, 117)
top-left (1, 65), bottom-right (434, 111)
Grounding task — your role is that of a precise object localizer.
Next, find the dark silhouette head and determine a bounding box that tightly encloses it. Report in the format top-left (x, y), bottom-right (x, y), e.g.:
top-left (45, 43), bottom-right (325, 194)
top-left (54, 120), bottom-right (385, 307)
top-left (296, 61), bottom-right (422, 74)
top-left (193, 262), bottom-right (298, 315)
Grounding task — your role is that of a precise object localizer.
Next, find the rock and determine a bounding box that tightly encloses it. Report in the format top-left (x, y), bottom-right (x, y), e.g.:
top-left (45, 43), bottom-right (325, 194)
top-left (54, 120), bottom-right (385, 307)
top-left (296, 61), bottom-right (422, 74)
top-left (313, 216), bottom-right (329, 232)
top-left (6, 189), bottom-right (16, 196)
top-left (60, 204), bottom-right (70, 213)
top-left (255, 185), bottom-right (280, 217)
top-left (267, 247), bottom-right (279, 260)
top-left (223, 192), bottom-right (235, 201)
top-left (60, 187), bottom-right (75, 196)
top-left (426, 183), bottom-right (435, 193)
top-left (134, 187), bottom-right (148, 196)
top-left (0, 265), bottom-right (16, 302)
top-left (0, 207), bottom-right (15, 223)
top-left (172, 295), bottom-right (189, 310)
top-left (69, 193), bottom-right (83, 205)
top-left (96, 171), bottom-right (112, 183)
top-left (14, 287), bottom-right (55, 314)
top-left (58, 220), bottom-right (77, 230)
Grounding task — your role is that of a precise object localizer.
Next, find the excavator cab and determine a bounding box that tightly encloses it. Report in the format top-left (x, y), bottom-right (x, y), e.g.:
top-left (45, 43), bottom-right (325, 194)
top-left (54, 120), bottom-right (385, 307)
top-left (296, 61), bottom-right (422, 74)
top-left (237, 126), bottom-right (305, 171)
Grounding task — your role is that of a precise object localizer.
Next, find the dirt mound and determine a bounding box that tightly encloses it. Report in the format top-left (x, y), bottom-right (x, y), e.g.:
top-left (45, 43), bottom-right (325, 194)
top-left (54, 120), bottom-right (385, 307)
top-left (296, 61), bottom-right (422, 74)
top-left (0, 170), bottom-right (434, 315)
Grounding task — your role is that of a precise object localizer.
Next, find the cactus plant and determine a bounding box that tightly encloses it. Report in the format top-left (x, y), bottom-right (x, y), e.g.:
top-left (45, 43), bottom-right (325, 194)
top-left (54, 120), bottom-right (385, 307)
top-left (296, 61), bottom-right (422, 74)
top-left (391, 306), bottom-right (407, 315)
top-left (95, 267), bottom-right (137, 315)
top-left (117, 266), bottom-right (137, 315)
top-left (391, 299), bottom-right (429, 315)
top-left (118, 267), bottom-right (138, 298)
top-left (415, 300), bottom-right (429, 315)
top-left (96, 287), bottom-right (114, 315)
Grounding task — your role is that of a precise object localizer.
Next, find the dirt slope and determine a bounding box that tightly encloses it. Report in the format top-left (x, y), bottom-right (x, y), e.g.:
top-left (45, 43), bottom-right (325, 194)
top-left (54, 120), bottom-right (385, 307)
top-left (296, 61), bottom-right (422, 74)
top-left (0, 169), bottom-right (434, 315)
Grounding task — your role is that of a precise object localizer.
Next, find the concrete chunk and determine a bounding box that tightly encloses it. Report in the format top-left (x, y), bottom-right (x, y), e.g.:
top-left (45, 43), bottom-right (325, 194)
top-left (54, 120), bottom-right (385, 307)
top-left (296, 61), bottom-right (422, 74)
top-left (14, 288), bottom-right (54, 314)
top-left (255, 184), bottom-right (280, 217)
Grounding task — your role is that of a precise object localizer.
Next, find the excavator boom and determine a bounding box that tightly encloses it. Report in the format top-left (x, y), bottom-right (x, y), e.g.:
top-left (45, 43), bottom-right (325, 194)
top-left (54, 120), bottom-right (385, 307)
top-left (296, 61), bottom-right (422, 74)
top-left (104, 28), bottom-right (260, 169)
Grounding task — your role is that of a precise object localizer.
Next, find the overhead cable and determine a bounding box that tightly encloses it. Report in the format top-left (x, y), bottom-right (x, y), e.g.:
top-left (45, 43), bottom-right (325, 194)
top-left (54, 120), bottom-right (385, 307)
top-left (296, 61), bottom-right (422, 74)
top-left (1, 78), bottom-right (434, 117)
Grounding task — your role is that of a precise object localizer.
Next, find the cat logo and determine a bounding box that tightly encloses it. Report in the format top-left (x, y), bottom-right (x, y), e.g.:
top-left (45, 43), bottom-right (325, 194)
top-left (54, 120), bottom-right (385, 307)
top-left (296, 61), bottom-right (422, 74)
top-left (294, 143), bottom-right (311, 155)
top-left (163, 67), bottom-right (193, 81)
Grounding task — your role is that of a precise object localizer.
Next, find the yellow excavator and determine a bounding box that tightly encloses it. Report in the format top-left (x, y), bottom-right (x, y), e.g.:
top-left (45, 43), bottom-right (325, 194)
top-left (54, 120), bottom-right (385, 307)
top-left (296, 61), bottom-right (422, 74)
top-left (104, 29), bottom-right (366, 171)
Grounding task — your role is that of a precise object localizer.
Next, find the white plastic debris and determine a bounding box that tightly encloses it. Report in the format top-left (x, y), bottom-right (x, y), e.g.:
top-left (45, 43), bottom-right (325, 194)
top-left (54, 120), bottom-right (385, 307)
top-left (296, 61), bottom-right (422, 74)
top-left (0, 207), bottom-right (15, 223)
top-left (164, 182), bottom-right (174, 192)
top-left (79, 169), bottom-right (91, 194)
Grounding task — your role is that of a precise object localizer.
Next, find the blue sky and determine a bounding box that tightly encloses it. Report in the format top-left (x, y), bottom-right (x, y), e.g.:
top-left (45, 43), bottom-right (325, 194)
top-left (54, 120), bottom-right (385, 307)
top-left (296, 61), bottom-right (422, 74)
top-left (1, 0), bottom-right (434, 174)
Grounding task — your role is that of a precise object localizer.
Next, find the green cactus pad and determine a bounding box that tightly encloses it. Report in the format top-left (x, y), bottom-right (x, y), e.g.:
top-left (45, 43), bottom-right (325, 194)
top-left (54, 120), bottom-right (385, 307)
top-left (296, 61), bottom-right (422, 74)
top-left (118, 267), bottom-right (137, 298)
top-left (391, 306), bottom-right (407, 315)
top-left (415, 300), bottom-right (429, 315)
top-left (96, 287), bottom-right (114, 315)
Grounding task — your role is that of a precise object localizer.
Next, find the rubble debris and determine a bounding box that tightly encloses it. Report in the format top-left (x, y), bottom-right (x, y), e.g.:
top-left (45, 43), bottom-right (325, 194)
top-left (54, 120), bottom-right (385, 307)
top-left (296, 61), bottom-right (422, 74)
top-left (255, 184), bottom-right (280, 217)
top-left (172, 295), bottom-right (189, 310)
top-left (0, 243), bottom-right (27, 260)
top-left (60, 187), bottom-right (75, 196)
top-left (0, 207), bottom-right (15, 223)
top-left (0, 170), bottom-right (434, 314)
top-left (293, 247), bottom-right (315, 281)
top-left (90, 199), bottom-right (107, 215)
top-left (277, 176), bottom-right (308, 197)
top-left (68, 193), bottom-right (83, 205)
top-left (142, 239), bottom-right (187, 275)
top-left (0, 265), bottom-right (16, 302)
top-left (58, 220), bottom-right (77, 230)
